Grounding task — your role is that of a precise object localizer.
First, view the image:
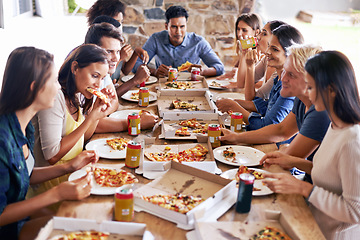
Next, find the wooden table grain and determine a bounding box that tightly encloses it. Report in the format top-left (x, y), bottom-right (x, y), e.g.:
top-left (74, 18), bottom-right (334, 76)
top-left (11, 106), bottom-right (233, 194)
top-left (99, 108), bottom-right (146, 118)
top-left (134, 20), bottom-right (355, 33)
top-left (56, 77), bottom-right (325, 240)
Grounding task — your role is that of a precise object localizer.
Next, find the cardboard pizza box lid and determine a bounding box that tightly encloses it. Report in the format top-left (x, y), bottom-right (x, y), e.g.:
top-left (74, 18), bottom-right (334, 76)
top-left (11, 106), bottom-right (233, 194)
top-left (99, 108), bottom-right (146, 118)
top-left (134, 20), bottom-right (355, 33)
top-left (133, 161), bottom-right (237, 230)
top-left (35, 217), bottom-right (154, 240)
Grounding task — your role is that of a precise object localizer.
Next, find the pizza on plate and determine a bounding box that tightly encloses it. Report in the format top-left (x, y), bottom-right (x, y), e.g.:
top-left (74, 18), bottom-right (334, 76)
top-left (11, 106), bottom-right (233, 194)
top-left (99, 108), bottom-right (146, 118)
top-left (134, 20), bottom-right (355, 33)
top-left (145, 144), bottom-right (208, 162)
top-left (175, 127), bottom-right (191, 136)
top-left (165, 81), bottom-right (193, 90)
top-left (130, 91), bottom-right (139, 100)
top-left (235, 165), bottom-right (264, 181)
top-left (86, 88), bottom-right (110, 104)
top-left (141, 193), bottom-right (204, 214)
top-left (49, 230), bottom-right (109, 240)
top-left (177, 61), bottom-right (193, 72)
top-left (93, 167), bottom-right (138, 187)
top-left (209, 81), bottom-right (222, 88)
top-left (172, 100), bottom-right (199, 111)
top-left (106, 137), bottom-right (130, 151)
top-left (223, 147), bottom-right (236, 162)
top-left (250, 226), bottom-right (292, 240)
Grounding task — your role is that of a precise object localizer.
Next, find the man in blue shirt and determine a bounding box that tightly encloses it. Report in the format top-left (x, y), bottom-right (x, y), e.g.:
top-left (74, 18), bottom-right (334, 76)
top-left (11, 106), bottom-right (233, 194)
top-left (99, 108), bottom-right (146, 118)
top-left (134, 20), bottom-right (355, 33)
top-left (133, 6), bottom-right (225, 78)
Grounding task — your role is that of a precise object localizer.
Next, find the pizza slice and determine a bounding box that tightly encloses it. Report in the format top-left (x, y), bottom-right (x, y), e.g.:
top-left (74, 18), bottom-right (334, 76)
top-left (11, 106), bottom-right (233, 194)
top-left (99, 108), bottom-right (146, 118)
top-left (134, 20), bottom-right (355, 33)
top-left (235, 165), bottom-right (264, 181)
top-left (106, 137), bottom-right (130, 151)
top-left (172, 100), bottom-right (199, 111)
top-left (165, 81), bottom-right (193, 90)
top-left (144, 151), bottom-right (178, 162)
top-left (250, 226), bottom-right (292, 240)
top-left (223, 146), bottom-right (236, 162)
top-left (87, 88), bottom-right (110, 104)
top-left (93, 167), bottom-right (138, 187)
top-left (177, 61), bottom-right (193, 72)
top-left (177, 144), bottom-right (208, 162)
top-left (141, 193), bottom-right (204, 214)
top-left (130, 91), bottom-right (139, 100)
top-left (50, 231), bottom-right (110, 240)
top-left (175, 127), bottom-right (191, 136)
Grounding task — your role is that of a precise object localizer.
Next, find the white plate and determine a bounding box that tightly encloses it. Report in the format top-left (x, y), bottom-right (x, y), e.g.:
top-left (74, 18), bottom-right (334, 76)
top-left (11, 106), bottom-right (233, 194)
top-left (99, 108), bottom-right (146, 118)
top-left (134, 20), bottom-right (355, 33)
top-left (121, 75), bottom-right (158, 85)
top-left (109, 109), bottom-right (141, 119)
top-left (220, 168), bottom-right (273, 196)
top-left (213, 145), bottom-right (264, 166)
top-left (207, 80), bottom-right (229, 90)
top-left (121, 90), bottom-right (157, 102)
top-left (215, 92), bottom-right (245, 101)
top-left (68, 167), bottom-right (119, 195)
top-left (85, 138), bottom-right (127, 159)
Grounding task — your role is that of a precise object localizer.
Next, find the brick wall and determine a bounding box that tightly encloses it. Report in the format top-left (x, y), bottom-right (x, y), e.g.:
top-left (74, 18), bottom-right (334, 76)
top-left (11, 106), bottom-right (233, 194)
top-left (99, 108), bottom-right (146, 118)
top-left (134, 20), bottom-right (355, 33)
top-left (122, 0), bottom-right (244, 68)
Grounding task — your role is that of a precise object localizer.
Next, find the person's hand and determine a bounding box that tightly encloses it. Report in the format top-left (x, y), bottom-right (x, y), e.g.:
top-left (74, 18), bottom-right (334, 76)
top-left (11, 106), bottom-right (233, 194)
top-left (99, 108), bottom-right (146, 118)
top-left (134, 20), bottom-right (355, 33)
top-left (101, 86), bottom-right (117, 107)
top-left (133, 64), bottom-right (150, 85)
top-left (216, 69), bottom-right (236, 80)
top-left (260, 151), bottom-right (297, 170)
top-left (222, 81), bottom-right (238, 89)
top-left (120, 44), bottom-right (133, 62)
top-left (90, 95), bottom-right (113, 120)
top-left (55, 172), bottom-right (92, 201)
top-left (216, 98), bottom-right (240, 113)
top-left (262, 172), bottom-right (312, 197)
top-left (140, 111), bottom-right (159, 129)
top-left (134, 47), bottom-right (149, 64)
top-left (218, 127), bottom-right (240, 144)
top-left (245, 49), bottom-right (258, 68)
top-left (155, 64), bottom-right (171, 78)
top-left (66, 150), bottom-right (99, 172)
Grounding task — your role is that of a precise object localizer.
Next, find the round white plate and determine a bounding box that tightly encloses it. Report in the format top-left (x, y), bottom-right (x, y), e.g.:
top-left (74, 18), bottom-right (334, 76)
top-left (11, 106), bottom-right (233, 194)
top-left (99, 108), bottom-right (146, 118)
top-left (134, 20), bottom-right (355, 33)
top-left (121, 75), bottom-right (158, 85)
top-left (220, 168), bottom-right (273, 196)
top-left (121, 90), bottom-right (157, 102)
top-left (215, 92), bottom-right (245, 101)
top-left (68, 167), bottom-right (119, 195)
top-left (109, 109), bottom-right (141, 119)
top-left (207, 80), bottom-right (229, 90)
top-left (85, 138), bottom-right (127, 159)
top-left (213, 145), bottom-right (264, 166)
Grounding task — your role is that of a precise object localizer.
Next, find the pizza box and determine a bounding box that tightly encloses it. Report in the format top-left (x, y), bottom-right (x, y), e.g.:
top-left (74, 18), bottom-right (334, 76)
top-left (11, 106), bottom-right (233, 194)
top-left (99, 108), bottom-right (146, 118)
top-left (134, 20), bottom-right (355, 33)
top-left (135, 136), bottom-right (220, 178)
top-left (187, 210), bottom-right (300, 240)
top-left (161, 112), bottom-right (224, 140)
top-left (159, 72), bottom-right (204, 81)
top-left (35, 217), bottom-right (154, 240)
top-left (133, 161), bottom-right (237, 230)
top-left (157, 76), bottom-right (208, 91)
top-left (157, 90), bottom-right (217, 117)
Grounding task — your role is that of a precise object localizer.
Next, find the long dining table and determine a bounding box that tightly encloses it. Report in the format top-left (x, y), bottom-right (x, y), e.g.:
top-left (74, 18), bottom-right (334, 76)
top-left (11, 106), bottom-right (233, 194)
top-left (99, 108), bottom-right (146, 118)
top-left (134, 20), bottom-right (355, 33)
top-left (55, 76), bottom-right (325, 240)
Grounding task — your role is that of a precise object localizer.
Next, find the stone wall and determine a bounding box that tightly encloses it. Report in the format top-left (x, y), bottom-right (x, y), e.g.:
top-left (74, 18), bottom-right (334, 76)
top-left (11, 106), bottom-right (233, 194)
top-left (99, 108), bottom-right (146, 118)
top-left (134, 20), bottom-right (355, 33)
top-left (122, 0), bottom-right (245, 68)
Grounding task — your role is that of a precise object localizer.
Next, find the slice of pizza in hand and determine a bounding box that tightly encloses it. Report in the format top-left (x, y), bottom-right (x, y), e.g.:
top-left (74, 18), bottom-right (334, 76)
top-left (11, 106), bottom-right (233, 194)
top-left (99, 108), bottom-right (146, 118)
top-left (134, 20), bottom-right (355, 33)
top-left (177, 61), bottom-right (193, 72)
top-left (87, 88), bottom-right (110, 104)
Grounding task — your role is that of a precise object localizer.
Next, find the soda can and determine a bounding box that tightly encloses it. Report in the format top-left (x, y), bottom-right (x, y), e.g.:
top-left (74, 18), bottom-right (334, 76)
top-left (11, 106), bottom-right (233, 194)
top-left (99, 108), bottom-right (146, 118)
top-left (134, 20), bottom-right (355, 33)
top-left (114, 186), bottom-right (134, 221)
top-left (127, 112), bottom-right (140, 136)
top-left (208, 124), bottom-right (221, 148)
top-left (235, 173), bottom-right (255, 213)
top-left (125, 141), bottom-right (141, 168)
top-left (168, 68), bottom-right (178, 82)
top-left (191, 67), bottom-right (200, 80)
top-left (230, 112), bottom-right (244, 133)
top-left (240, 37), bottom-right (258, 49)
top-left (139, 87), bottom-right (149, 107)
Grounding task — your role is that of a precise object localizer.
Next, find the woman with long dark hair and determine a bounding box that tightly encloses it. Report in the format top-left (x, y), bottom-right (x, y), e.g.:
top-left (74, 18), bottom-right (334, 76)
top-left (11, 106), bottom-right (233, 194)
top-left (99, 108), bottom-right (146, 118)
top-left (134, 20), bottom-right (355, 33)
top-left (262, 51), bottom-right (360, 239)
top-left (0, 47), bottom-right (97, 239)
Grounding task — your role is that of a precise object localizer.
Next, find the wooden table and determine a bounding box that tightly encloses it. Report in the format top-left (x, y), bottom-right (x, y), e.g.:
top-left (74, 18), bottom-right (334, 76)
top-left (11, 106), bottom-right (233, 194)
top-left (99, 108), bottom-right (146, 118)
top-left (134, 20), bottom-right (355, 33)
top-left (56, 77), bottom-right (325, 240)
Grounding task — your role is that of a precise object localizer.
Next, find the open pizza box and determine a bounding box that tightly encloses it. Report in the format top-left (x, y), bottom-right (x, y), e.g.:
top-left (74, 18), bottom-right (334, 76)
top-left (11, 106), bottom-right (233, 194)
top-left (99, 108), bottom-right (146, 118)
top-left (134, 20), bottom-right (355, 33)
top-left (135, 136), bottom-right (220, 179)
top-left (160, 112), bottom-right (224, 140)
top-left (157, 90), bottom-right (217, 117)
top-left (35, 217), bottom-right (154, 240)
top-left (134, 161), bottom-right (237, 230)
top-left (186, 210), bottom-right (301, 240)
top-left (157, 75), bottom-right (208, 91)
top-left (159, 71), bottom-right (204, 82)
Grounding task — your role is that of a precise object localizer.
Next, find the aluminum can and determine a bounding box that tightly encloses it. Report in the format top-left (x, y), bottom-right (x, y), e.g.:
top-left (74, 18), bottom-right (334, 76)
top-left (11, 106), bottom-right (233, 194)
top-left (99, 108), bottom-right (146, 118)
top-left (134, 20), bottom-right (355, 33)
top-left (125, 141), bottom-right (141, 168)
top-left (240, 37), bottom-right (258, 49)
top-left (114, 187), bottom-right (134, 221)
top-left (138, 87), bottom-right (149, 107)
top-left (235, 173), bottom-right (255, 213)
top-left (168, 68), bottom-right (178, 82)
top-left (191, 67), bottom-right (200, 80)
top-left (230, 112), bottom-right (244, 133)
top-left (128, 112), bottom-right (140, 136)
top-left (208, 124), bottom-right (221, 148)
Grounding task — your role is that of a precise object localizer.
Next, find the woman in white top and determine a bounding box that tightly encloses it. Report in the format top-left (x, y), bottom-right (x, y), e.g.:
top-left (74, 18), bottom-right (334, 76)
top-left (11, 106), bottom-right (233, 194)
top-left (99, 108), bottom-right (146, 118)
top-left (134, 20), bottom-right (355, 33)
top-left (261, 51), bottom-right (360, 239)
